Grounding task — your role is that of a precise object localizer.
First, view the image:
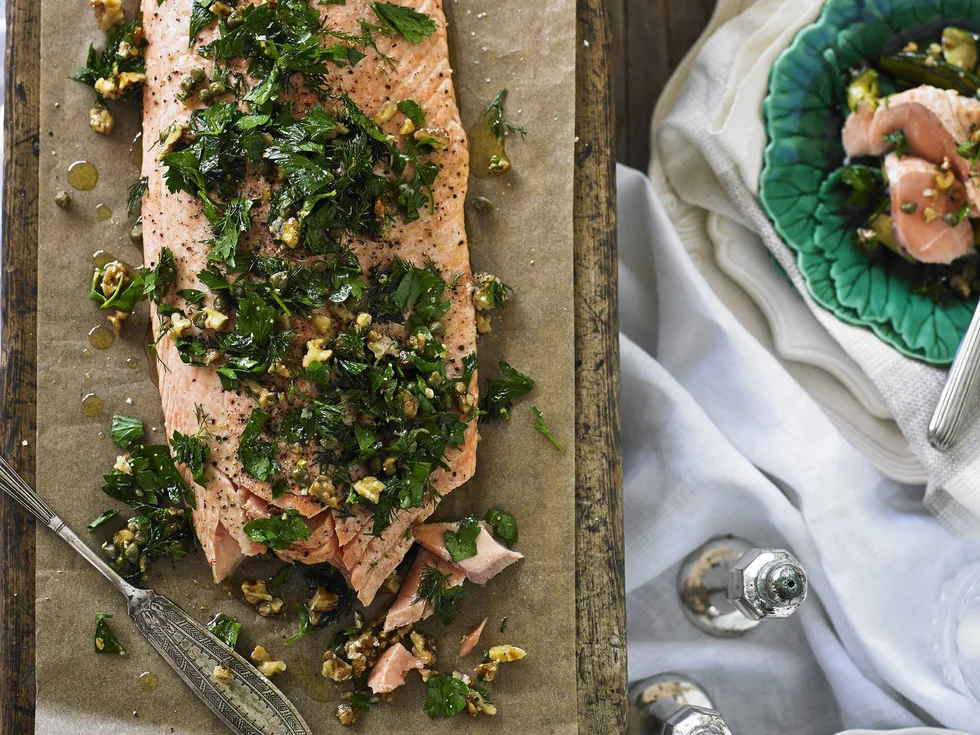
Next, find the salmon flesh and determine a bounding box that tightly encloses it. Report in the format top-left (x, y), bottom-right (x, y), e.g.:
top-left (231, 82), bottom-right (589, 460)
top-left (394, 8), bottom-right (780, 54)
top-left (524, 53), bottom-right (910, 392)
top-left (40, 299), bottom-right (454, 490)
top-left (141, 0), bottom-right (477, 606)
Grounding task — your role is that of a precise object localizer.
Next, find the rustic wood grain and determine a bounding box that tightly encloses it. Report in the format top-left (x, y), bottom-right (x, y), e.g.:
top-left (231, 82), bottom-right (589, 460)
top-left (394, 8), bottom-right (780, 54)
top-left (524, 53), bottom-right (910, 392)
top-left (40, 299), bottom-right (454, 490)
top-left (1, 1), bottom-right (627, 732)
top-left (612, 0), bottom-right (717, 169)
top-left (575, 1), bottom-right (627, 732)
top-left (0, 0), bottom-right (39, 732)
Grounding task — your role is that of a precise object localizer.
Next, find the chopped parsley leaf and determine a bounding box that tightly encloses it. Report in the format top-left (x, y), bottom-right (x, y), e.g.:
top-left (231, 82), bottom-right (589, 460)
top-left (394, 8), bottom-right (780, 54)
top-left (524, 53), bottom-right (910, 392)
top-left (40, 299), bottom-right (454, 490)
top-left (171, 429), bottom-right (210, 486)
top-left (101, 444), bottom-right (194, 509)
top-left (840, 166), bottom-right (881, 210)
top-left (87, 508), bottom-right (121, 533)
top-left (94, 613), bottom-right (127, 655)
top-left (883, 130), bottom-right (909, 158)
top-left (243, 508), bottom-right (311, 550)
top-left (71, 20), bottom-right (147, 104)
top-left (207, 613), bottom-right (242, 649)
top-left (237, 408), bottom-right (280, 481)
top-left (423, 674), bottom-right (472, 718)
top-left (531, 405), bottom-right (563, 451)
top-left (397, 99), bottom-right (426, 126)
top-left (485, 507), bottom-right (518, 548)
top-left (444, 517), bottom-right (481, 562)
top-left (483, 361), bottom-right (535, 421)
top-left (370, 2), bottom-right (438, 43)
top-left (268, 565), bottom-right (293, 590)
top-left (110, 415), bottom-right (144, 449)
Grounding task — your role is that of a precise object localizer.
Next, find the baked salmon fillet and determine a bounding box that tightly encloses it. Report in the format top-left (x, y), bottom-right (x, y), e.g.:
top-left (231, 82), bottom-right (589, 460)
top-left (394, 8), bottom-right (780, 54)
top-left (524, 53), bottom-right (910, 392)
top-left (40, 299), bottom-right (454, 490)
top-left (140, 0), bottom-right (476, 605)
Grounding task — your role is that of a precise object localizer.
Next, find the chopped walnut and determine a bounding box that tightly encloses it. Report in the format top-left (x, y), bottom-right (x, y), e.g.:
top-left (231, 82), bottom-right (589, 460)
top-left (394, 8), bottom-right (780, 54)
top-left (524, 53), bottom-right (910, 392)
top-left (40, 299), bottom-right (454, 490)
top-left (309, 475), bottom-right (341, 508)
top-left (466, 689), bottom-right (498, 717)
top-left (367, 331), bottom-right (397, 360)
top-left (335, 702), bottom-right (359, 726)
top-left (107, 309), bottom-right (129, 336)
top-left (90, 0), bottom-right (125, 31)
top-left (257, 660), bottom-right (286, 678)
top-left (410, 630), bottom-right (437, 667)
top-left (256, 597), bottom-right (284, 617)
top-left (303, 339), bottom-right (333, 368)
top-left (89, 107), bottom-right (116, 136)
top-left (372, 100), bottom-right (398, 125)
top-left (474, 660), bottom-right (498, 682)
top-left (382, 568), bottom-right (403, 593)
top-left (475, 313), bottom-right (493, 334)
top-left (251, 645), bottom-right (272, 663)
top-left (344, 630), bottom-right (381, 676)
top-left (352, 476), bottom-right (384, 504)
top-left (101, 261), bottom-right (128, 298)
top-left (488, 645), bottom-right (526, 663)
top-left (321, 651), bottom-right (353, 682)
top-left (212, 664), bottom-right (232, 681)
top-left (241, 579), bottom-right (273, 605)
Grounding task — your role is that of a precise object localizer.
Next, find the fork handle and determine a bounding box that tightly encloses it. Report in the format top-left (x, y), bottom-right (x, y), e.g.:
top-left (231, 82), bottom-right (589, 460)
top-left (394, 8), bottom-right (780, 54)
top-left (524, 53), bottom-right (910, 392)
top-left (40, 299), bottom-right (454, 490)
top-left (0, 453), bottom-right (137, 598)
top-left (930, 301), bottom-right (980, 451)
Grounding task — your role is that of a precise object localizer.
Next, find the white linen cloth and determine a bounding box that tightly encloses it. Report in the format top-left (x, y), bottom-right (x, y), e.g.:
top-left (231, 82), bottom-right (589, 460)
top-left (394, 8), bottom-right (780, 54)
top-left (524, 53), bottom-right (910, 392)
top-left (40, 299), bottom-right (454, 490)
top-left (656, 0), bottom-right (980, 531)
top-left (619, 165), bottom-right (980, 732)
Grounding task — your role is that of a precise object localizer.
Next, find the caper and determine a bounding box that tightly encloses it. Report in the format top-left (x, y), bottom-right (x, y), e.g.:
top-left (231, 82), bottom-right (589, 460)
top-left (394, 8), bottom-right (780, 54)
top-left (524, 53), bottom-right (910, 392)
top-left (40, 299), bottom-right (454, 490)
top-left (101, 542), bottom-right (118, 561)
top-left (227, 10), bottom-right (244, 28)
top-left (133, 530), bottom-right (147, 546)
top-left (124, 542), bottom-right (141, 563)
top-left (179, 76), bottom-right (195, 93)
top-left (262, 132), bottom-right (275, 148)
top-left (213, 293), bottom-right (231, 311)
top-left (472, 196), bottom-right (494, 213)
top-left (54, 190), bottom-right (72, 209)
top-left (129, 221), bottom-right (144, 246)
top-left (944, 212), bottom-right (961, 226)
top-left (198, 88), bottom-right (213, 104)
top-left (208, 81), bottom-right (227, 96)
top-left (190, 67), bottom-right (206, 83)
top-left (192, 310), bottom-right (209, 328)
top-left (367, 456), bottom-right (381, 475)
top-left (488, 154), bottom-right (511, 176)
top-left (900, 201), bottom-right (917, 215)
top-left (943, 26), bottom-right (979, 71)
top-left (269, 271), bottom-right (289, 288)
top-left (231, 285), bottom-right (247, 299)
top-left (291, 466), bottom-right (310, 485)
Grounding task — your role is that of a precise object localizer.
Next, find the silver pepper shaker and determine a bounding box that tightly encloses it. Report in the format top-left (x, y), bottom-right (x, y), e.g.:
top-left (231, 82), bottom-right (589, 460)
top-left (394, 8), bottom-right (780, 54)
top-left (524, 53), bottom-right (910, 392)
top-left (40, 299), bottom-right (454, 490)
top-left (678, 537), bottom-right (807, 637)
top-left (630, 674), bottom-right (732, 734)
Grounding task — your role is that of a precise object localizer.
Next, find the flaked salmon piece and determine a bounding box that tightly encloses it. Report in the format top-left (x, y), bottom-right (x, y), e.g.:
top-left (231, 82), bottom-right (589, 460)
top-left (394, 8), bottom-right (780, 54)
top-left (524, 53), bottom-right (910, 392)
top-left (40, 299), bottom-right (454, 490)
top-left (367, 643), bottom-right (424, 694)
top-left (384, 549), bottom-right (465, 633)
top-left (333, 510), bottom-right (372, 547)
top-left (414, 522), bottom-right (523, 585)
top-left (142, 0), bottom-right (476, 591)
top-left (843, 86), bottom-right (980, 211)
top-left (275, 511), bottom-right (341, 566)
top-left (842, 100), bottom-right (882, 157)
top-left (884, 154), bottom-right (975, 264)
top-left (459, 618), bottom-right (488, 657)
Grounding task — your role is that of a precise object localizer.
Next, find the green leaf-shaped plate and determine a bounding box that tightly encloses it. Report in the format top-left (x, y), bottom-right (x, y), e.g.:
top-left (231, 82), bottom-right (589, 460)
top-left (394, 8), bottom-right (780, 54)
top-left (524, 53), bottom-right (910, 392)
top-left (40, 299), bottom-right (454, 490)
top-left (760, 0), bottom-right (980, 365)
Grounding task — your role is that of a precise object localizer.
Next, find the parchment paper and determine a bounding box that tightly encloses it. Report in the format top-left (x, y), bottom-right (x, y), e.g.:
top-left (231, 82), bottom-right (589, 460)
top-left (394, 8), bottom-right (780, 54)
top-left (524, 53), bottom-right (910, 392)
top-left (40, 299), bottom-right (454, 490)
top-left (35, 1), bottom-right (577, 732)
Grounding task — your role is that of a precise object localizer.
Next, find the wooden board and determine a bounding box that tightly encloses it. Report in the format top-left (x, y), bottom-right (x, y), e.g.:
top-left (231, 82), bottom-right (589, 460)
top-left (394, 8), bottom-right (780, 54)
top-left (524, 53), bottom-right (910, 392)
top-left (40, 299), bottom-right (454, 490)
top-left (0, 1), bottom-right (624, 732)
top-left (608, 0), bottom-right (717, 170)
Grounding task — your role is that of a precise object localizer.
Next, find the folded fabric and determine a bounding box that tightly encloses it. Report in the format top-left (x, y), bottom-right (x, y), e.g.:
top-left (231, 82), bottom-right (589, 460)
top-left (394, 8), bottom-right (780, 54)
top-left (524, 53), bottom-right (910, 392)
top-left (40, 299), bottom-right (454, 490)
top-left (656, 0), bottom-right (980, 532)
top-left (619, 165), bottom-right (980, 731)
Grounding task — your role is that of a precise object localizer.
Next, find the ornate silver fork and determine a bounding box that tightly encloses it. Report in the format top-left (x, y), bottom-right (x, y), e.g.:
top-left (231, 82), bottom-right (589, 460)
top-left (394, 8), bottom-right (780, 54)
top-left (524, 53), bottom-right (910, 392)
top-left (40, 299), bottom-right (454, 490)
top-left (0, 453), bottom-right (313, 735)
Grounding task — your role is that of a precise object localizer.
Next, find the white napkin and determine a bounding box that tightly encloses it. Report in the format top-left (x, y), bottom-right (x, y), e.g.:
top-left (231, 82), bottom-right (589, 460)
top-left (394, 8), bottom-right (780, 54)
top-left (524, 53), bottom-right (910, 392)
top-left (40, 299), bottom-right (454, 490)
top-left (619, 165), bottom-right (980, 731)
top-left (657, 0), bottom-right (980, 531)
